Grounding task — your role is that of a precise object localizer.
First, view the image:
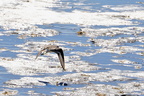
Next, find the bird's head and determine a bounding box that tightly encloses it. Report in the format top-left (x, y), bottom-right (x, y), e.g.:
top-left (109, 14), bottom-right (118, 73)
top-left (40, 49), bottom-right (51, 55)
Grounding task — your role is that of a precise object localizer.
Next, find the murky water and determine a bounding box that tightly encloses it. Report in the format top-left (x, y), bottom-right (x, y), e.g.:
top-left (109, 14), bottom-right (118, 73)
top-left (0, 0), bottom-right (144, 95)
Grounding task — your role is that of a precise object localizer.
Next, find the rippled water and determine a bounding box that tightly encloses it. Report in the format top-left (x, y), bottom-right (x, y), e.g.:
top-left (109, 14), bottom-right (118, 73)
top-left (0, 0), bottom-right (144, 95)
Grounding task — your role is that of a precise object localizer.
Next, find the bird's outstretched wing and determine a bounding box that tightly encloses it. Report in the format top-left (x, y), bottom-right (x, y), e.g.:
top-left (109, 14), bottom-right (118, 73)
top-left (35, 50), bottom-right (43, 60)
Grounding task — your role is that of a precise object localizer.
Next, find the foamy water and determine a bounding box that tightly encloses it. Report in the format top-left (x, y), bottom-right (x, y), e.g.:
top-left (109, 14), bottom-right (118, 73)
top-left (0, 0), bottom-right (144, 95)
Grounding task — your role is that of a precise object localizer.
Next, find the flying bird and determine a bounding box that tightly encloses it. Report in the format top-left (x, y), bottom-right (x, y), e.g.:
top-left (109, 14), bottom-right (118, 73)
top-left (35, 45), bottom-right (65, 71)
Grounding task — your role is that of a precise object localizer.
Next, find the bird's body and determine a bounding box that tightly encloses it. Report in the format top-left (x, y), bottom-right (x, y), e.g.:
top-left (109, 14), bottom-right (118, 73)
top-left (35, 45), bottom-right (65, 71)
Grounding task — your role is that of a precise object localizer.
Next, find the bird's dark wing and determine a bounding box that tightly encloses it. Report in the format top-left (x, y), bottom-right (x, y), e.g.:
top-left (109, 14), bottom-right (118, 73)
top-left (55, 49), bottom-right (65, 71)
top-left (38, 81), bottom-right (49, 85)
